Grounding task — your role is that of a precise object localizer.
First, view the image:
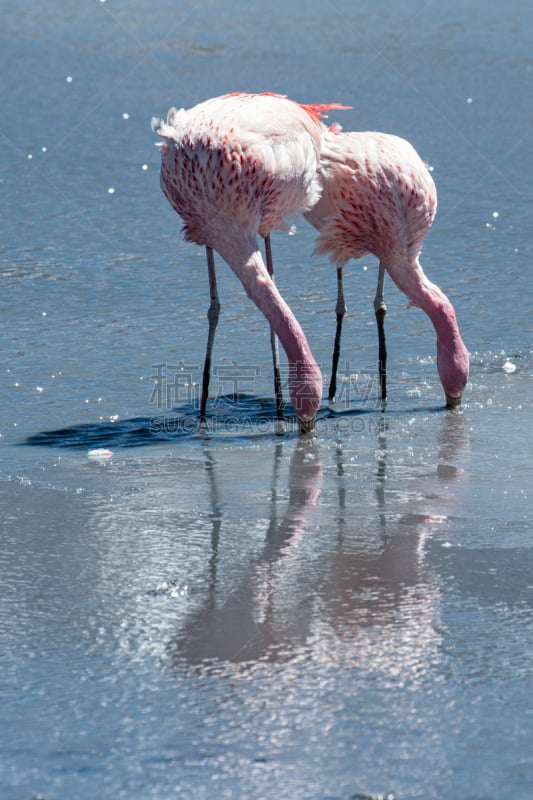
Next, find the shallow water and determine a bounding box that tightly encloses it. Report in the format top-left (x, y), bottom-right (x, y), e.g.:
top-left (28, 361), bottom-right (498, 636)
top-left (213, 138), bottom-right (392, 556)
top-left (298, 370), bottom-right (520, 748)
top-left (1, 1), bottom-right (532, 799)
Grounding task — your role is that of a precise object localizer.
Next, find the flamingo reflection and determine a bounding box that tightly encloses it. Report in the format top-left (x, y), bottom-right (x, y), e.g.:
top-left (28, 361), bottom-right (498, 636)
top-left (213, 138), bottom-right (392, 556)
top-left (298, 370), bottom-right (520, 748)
top-left (167, 412), bottom-right (469, 675)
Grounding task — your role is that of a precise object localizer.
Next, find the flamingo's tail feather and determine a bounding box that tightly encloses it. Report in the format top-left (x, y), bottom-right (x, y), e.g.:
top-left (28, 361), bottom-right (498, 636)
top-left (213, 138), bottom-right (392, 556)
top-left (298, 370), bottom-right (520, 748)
top-left (300, 102), bottom-right (351, 124)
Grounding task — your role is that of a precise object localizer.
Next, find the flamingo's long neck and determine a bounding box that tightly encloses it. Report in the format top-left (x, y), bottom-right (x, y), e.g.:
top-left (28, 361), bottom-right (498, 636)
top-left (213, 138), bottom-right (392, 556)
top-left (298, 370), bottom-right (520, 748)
top-left (414, 277), bottom-right (462, 348)
top-left (213, 231), bottom-right (323, 422)
top-left (397, 265), bottom-right (469, 400)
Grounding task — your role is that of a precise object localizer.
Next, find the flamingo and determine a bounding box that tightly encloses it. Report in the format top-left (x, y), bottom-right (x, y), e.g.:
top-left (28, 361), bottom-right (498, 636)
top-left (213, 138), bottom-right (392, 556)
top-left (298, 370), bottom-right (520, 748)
top-left (305, 125), bottom-right (469, 408)
top-left (152, 93), bottom-right (345, 433)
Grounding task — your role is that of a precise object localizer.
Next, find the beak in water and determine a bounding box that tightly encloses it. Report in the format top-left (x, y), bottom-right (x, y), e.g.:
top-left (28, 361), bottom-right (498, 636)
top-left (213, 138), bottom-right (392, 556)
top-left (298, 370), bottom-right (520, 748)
top-left (445, 394), bottom-right (463, 409)
top-left (298, 417), bottom-right (316, 435)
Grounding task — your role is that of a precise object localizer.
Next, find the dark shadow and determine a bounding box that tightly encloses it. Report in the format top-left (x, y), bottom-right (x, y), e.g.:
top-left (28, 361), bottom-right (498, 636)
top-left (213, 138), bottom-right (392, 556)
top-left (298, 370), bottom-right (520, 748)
top-left (24, 392), bottom-right (454, 450)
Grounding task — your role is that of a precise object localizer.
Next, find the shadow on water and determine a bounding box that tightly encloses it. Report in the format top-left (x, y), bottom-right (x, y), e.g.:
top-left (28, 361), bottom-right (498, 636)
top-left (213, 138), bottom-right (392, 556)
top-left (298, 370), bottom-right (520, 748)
top-left (24, 393), bottom-right (446, 450)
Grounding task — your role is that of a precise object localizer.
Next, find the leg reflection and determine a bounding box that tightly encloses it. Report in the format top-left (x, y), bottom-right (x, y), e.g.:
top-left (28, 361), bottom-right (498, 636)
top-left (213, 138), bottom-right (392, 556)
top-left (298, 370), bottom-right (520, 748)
top-left (167, 438), bottom-right (323, 670)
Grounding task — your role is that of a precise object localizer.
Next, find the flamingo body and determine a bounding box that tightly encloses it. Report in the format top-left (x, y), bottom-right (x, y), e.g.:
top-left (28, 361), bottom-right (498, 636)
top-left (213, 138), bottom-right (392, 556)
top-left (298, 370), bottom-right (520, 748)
top-left (305, 128), bottom-right (469, 404)
top-left (152, 93), bottom-right (343, 428)
top-left (155, 93), bottom-right (328, 245)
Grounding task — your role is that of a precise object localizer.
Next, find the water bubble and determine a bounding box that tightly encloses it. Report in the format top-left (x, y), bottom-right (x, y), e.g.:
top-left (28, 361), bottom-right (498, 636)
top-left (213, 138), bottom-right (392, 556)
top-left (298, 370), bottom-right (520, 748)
top-left (41, 146), bottom-right (47, 152)
top-left (122, 112), bottom-right (130, 120)
top-left (153, 579), bottom-right (188, 598)
top-left (466, 97), bottom-right (473, 104)
top-left (492, 211), bottom-right (499, 218)
top-left (108, 187), bottom-right (115, 194)
top-left (66, 76), bottom-right (73, 83)
top-left (141, 164), bottom-right (148, 171)
top-left (170, 585), bottom-right (188, 599)
top-left (88, 448), bottom-right (113, 459)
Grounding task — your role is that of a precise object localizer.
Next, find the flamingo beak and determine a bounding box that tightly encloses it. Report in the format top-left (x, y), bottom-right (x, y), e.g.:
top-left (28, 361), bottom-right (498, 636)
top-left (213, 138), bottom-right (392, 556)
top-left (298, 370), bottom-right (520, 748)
top-left (445, 393), bottom-right (462, 409)
top-left (298, 417), bottom-right (316, 435)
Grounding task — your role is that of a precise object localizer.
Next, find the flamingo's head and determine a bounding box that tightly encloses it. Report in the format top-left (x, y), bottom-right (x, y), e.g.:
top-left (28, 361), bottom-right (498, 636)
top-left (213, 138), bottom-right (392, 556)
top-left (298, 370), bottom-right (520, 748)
top-left (437, 335), bottom-right (469, 408)
top-left (288, 360), bottom-right (323, 434)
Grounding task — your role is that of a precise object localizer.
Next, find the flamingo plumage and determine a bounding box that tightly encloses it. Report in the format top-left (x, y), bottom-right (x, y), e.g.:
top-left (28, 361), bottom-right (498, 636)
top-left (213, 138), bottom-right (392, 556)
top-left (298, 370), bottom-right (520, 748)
top-left (152, 93), bottom-right (345, 432)
top-left (305, 126), bottom-right (469, 407)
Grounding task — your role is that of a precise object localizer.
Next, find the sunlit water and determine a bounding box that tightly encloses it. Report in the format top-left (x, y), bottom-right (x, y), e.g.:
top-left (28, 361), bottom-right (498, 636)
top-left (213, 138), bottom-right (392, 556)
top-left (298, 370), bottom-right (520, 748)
top-left (1, 2), bottom-right (532, 799)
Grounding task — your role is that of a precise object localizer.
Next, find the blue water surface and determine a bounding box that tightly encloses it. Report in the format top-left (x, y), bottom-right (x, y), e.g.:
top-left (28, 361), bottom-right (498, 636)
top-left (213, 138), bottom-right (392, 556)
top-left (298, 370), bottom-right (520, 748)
top-left (1, 2), bottom-right (532, 799)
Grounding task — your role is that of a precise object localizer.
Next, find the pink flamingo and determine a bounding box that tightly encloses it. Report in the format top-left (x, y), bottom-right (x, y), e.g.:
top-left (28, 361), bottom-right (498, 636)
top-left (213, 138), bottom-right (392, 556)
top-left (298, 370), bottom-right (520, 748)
top-left (305, 125), bottom-right (469, 407)
top-left (152, 93), bottom-right (344, 432)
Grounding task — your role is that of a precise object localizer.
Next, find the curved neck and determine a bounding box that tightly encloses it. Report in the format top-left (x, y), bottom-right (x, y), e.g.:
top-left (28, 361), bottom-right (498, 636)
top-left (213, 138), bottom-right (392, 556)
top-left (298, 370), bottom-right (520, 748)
top-left (406, 271), bottom-right (469, 399)
top-left (211, 231), bottom-right (322, 420)
top-left (415, 277), bottom-right (463, 349)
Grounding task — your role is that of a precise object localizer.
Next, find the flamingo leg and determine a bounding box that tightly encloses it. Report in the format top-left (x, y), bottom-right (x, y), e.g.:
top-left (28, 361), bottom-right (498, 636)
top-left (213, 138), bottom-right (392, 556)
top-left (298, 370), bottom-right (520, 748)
top-left (200, 246), bottom-right (220, 423)
top-left (328, 266), bottom-right (346, 402)
top-left (374, 261), bottom-right (387, 403)
top-left (263, 234), bottom-right (285, 422)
